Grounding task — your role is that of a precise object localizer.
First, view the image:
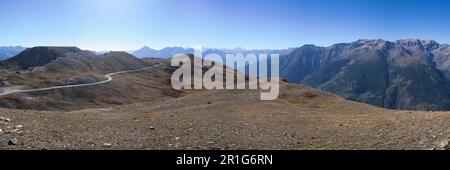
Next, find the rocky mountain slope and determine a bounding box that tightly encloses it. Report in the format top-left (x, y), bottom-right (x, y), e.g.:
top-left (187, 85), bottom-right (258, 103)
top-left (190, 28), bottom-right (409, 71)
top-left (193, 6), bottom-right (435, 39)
top-left (280, 39), bottom-right (450, 111)
top-left (3, 47), bottom-right (97, 70)
top-left (43, 51), bottom-right (149, 74)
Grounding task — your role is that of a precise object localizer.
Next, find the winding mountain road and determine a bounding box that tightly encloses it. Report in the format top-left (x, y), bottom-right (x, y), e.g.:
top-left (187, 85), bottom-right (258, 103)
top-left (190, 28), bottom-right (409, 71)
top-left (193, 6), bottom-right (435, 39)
top-left (0, 65), bottom-right (159, 96)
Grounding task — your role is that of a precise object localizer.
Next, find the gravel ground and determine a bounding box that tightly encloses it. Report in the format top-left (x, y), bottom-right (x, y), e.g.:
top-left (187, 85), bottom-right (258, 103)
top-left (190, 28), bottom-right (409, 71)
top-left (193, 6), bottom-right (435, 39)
top-left (0, 83), bottom-right (448, 150)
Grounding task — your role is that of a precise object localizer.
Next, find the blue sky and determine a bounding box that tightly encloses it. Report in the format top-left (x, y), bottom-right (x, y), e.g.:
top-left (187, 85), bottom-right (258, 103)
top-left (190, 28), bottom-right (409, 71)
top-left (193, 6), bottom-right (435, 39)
top-left (1, 0), bottom-right (450, 50)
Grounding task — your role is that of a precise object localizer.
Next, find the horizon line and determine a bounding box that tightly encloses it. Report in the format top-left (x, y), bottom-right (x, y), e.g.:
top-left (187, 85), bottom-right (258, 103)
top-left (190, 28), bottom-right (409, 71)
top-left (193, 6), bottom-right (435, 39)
top-left (2, 38), bottom-right (449, 52)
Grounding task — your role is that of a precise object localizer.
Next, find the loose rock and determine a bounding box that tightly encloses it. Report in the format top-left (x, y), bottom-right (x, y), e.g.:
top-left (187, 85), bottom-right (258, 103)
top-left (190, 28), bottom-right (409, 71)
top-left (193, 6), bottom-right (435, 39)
top-left (103, 143), bottom-right (112, 148)
top-left (15, 125), bottom-right (23, 129)
top-left (438, 140), bottom-right (449, 150)
top-left (11, 129), bottom-right (22, 134)
top-left (8, 138), bottom-right (17, 145)
top-left (0, 117), bottom-right (10, 122)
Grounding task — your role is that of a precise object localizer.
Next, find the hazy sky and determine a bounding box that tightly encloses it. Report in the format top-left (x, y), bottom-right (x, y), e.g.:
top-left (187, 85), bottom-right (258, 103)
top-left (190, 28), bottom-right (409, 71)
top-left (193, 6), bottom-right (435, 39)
top-left (1, 0), bottom-right (450, 50)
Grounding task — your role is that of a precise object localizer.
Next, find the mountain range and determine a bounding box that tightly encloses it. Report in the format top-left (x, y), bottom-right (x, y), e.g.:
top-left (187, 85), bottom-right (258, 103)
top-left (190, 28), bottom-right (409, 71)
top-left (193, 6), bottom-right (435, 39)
top-left (131, 46), bottom-right (294, 60)
top-left (280, 39), bottom-right (450, 111)
top-left (3, 40), bottom-right (450, 111)
top-left (132, 46), bottom-right (194, 59)
top-left (0, 46), bottom-right (26, 60)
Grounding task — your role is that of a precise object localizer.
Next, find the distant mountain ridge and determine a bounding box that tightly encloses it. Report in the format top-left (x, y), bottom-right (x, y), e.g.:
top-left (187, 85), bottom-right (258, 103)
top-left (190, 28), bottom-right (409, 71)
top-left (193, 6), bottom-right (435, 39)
top-left (132, 46), bottom-right (193, 59)
top-left (131, 46), bottom-right (294, 59)
top-left (280, 39), bottom-right (450, 111)
top-left (0, 46), bottom-right (26, 60)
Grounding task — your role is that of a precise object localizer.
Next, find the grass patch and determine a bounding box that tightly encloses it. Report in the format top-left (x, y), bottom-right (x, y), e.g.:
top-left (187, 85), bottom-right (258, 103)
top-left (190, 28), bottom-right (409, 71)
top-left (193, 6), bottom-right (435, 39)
top-left (289, 97), bottom-right (328, 108)
top-left (289, 98), bottom-right (309, 107)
